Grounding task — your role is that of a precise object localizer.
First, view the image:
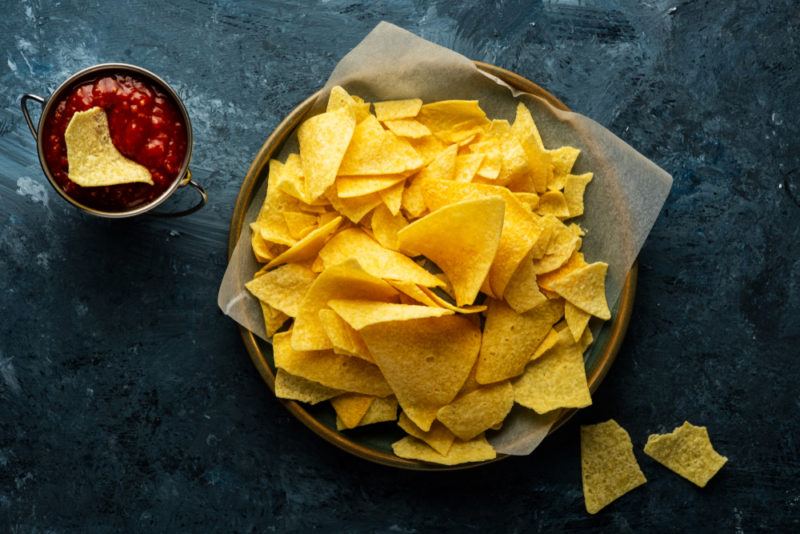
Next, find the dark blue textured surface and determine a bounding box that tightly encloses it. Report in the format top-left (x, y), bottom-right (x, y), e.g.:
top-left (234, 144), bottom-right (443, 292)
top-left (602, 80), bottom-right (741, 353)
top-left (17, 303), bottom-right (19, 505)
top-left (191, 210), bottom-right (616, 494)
top-left (1, 1), bottom-right (799, 531)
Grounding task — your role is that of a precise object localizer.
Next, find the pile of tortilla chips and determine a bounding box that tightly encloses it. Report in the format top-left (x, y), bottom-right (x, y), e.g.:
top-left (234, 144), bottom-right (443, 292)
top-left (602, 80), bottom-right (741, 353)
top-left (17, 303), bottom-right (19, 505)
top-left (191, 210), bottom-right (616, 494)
top-left (246, 86), bottom-right (610, 465)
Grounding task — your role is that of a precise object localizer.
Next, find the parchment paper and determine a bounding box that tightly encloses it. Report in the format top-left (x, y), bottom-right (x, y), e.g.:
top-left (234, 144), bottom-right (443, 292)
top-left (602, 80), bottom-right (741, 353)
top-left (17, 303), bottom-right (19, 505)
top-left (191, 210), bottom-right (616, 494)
top-left (218, 22), bottom-right (672, 456)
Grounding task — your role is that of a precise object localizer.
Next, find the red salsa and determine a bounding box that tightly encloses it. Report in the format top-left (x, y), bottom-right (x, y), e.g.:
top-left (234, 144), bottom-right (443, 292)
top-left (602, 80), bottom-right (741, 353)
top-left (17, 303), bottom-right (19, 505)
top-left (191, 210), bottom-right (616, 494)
top-left (42, 73), bottom-right (188, 212)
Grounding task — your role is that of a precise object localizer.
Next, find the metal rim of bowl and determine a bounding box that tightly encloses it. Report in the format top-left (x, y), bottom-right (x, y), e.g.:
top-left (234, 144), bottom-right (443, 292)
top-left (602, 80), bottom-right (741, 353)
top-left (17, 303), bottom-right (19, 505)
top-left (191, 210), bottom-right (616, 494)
top-left (27, 62), bottom-right (194, 218)
top-left (228, 61), bottom-right (638, 470)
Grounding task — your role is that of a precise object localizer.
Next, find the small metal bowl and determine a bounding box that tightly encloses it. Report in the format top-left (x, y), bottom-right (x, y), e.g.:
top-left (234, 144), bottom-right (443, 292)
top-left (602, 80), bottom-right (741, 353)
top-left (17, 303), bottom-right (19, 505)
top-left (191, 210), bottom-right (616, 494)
top-left (20, 63), bottom-right (207, 218)
top-left (229, 62), bottom-right (638, 469)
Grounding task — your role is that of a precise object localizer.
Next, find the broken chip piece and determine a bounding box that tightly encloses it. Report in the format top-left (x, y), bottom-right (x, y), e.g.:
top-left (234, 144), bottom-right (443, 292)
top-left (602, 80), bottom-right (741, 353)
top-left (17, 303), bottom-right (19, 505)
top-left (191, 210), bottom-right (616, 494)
top-left (643, 421), bottom-right (727, 487)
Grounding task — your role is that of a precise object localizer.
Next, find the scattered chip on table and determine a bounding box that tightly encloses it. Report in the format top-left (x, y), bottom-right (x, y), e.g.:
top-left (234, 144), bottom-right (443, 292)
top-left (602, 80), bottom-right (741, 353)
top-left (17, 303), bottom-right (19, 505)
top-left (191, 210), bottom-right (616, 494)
top-left (643, 421), bottom-right (728, 487)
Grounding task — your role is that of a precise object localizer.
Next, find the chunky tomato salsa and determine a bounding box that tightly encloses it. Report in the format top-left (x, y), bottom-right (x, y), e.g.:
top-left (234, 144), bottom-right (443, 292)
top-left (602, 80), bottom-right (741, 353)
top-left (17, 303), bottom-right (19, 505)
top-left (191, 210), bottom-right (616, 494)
top-left (42, 73), bottom-right (187, 212)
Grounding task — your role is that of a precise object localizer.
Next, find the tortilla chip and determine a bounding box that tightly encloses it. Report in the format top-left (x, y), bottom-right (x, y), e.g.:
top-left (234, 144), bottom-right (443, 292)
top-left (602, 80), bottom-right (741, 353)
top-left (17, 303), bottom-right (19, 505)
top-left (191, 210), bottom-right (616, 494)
top-left (398, 413), bottom-right (456, 455)
top-left (246, 263), bottom-right (317, 317)
top-left (318, 228), bottom-right (444, 288)
top-left (476, 299), bottom-right (564, 384)
top-left (298, 106), bottom-right (356, 200)
top-left (360, 315), bottom-right (481, 431)
top-left (265, 216), bottom-right (343, 268)
top-left (510, 104), bottom-right (550, 193)
top-left (537, 191), bottom-right (570, 219)
top-left (548, 146), bottom-right (581, 191)
top-left (291, 259), bottom-right (398, 351)
top-left (417, 287), bottom-right (487, 314)
top-left (564, 173), bottom-right (593, 218)
top-left (273, 331), bottom-right (392, 396)
top-left (392, 435), bottom-right (496, 466)
top-left (548, 262), bottom-right (610, 320)
top-left (336, 175), bottom-right (407, 198)
top-left (379, 180), bottom-right (405, 215)
top-left (371, 204), bottom-right (408, 250)
top-left (581, 420), bottom-right (647, 514)
top-left (338, 115), bottom-right (423, 176)
top-left (512, 336), bottom-right (591, 413)
top-left (643, 422), bottom-right (727, 487)
top-left (416, 100), bottom-right (490, 144)
top-left (383, 119), bottom-right (431, 139)
top-left (326, 189), bottom-right (383, 223)
top-left (387, 280), bottom-right (442, 308)
top-left (332, 394), bottom-right (375, 429)
top-left (397, 197), bottom-right (505, 306)
top-left (436, 381), bottom-right (514, 440)
top-left (354, 396), bottom-right (399, 427)
top-left (537, 250), bottom-right (587, 291)
top-left (64, 107), bottom-right (154, 187)
top-left (510, 102), bottom-right (545, 151)
top-left (274, 369), bottom-right (341, 404)
top-left (281, 211), bottom-right (317, 239)
top-left (407, 135), bottom-right (448, 166)
top-left (328, 299), bottom-right (453, 330)
top-left (565, 301), bottom-right (592, 342)
top-left (374, 98), bottom-right (423, 121)
top-left (530, 328), bottom-right (560, 361)
top-left (514, 192), bottom-right (539, 211)
top-left (251, 228), bottom-right (280, 263)
top-left (504, 253), bottom-right (548, 313)
top-left (317, 309), bottom-right (373, 362)
top-left (401, 176), bottom-right (430, 219)
top-left (454, 153), bottom-right (485, 182)
top-left (533, 220), bottom-right (580, 274)
top-left (260, 302), bottom-right (289, 337)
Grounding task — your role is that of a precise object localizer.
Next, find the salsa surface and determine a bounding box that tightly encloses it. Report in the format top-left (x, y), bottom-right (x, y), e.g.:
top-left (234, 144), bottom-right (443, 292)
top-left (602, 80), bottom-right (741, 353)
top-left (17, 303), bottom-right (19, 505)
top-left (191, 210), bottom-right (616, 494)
top-left (42, 73), bottom-right (188, 212)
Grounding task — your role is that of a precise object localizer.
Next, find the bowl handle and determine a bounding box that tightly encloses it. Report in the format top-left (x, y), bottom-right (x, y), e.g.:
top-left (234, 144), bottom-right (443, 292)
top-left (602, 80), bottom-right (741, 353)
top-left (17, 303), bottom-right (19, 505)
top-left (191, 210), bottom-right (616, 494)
top-left (150, 169), bottom-right (208, 217)
top-left (20, 94), bottom-right (46, 139)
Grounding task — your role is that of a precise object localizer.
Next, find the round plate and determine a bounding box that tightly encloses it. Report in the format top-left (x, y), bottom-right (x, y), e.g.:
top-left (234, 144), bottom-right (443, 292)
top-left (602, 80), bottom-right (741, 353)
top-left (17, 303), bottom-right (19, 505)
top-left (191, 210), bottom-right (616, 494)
top-left (228, 61), bottom-right (638, 470)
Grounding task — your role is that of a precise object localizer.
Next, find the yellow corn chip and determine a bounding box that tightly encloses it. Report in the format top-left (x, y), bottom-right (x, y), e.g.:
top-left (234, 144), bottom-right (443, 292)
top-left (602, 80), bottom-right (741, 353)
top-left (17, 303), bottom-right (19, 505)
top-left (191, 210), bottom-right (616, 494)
top-left (328, 299), bottom-right (453, 330)
top-left (453, 153), bottom-right (484, 182)
top-left (274, 369), bottom-right (341, 404)
top-left (386, 280), bottom-right (442, 308)
top-left (338, 115), bottom-right (423, 176)
top-left (537, 191), bottom-right (570, 219)
top-left (379, 180), bottom-right (405, 215)
top-left (643, 422), bottom-right (727, 487)
top-left (513, 336), bottom-right (591, 413)
top-left (246, 263), bottom-right (316, 317)
top-left (398, 413), bottom-right (455, 455)
top-left (548, 262), bottom-right (610, 320)
top-left (472, 141), bottom-right (502, 180)
top-left (417, 287), bottom-right (487, 314)
top-left (514, 192), bottom-right (539, 211)
top-left (265, 216), bottom-right (342, 268)
top-left (291, 259), bottom-right (398, 351)
top-left (371, 204), bottom-right (408, 250)
top-left (408, 135), bottom-right (448, 165)
top-left (319, 228), bottom-right (444, 288)
top-left (373, 98), bottom-right (423, 121)
top-left (564, 172), bottom-right (593, 218)
top-left (326, 189), bottom-right (383, 223)
top-left (397, 197), bottom-right (504, 306)
top-left (317, 309), bottom-right (373, 362)
top-left (565, 301), bottom-right (591, 341)
top-left (533, 220), bottom-right (580, 274)
top-left (298, 106), bottom-right (356, 200)
top-left (273, 331), bottom-right (392, 396)
top-left (401, 175), bottom-right (430, 219)
top-left (537, 250), bottom-right (587, 291)
top-left (332, 394), bottom-right (375, 429)
top-left (336, 175), bottom-right (407, 198)
top-left (355, 395), bottom-right (399, 427)
top-left (327, 86), bottom-right (370, 122)
top-left (530, 327), bottom-right (560, 361)
top-left (251, 228), bottom-right (280, 262)
top-left (581, 420), bottom-right (647, 514)
top-left (392, 435), bottom-right (496, 466)
top-left (436, 381), bottom-right (513, 440)
top-left (504, 253), bottom-right (547, 314)
top-left (510, 103), bottom-right (550, 193)
top-left (548, 146), bottom-right (581, 190)
top-left (260, 302), bottom-right (289, 337)
top-left (65, 107), bottom-right (154, 187)
top-left (510, 102), bottom-right (545, 150)
top-left (360, 315), bottom-right (481, 431)
top-left (476, 299), bottom-right (564, 384)
top-left (274, 153), bottom-right (307, 203)
top-left (282, 211), bottom-right (317, 239)
top-left (416, 100), bottom-right (490, 144)
top-left (383, 119), bottom-right (431, 139)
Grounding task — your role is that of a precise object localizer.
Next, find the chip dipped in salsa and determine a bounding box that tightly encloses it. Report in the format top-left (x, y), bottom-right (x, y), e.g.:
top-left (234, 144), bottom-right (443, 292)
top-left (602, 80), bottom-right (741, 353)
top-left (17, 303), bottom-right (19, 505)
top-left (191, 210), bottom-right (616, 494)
top-left (42, 72), bottom-right (188, 212)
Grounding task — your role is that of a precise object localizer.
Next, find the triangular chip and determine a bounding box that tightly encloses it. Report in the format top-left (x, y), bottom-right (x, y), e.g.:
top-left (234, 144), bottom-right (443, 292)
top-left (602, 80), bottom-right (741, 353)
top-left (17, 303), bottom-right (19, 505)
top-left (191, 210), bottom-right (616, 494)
top-left (476, 299), bottom-right (563, 384)
top-left (317, 309), bottom-right (373, 362)
top-left (64, 107), bottom-right (154, 187)
top-left (504, 253), bottom-right (547, 313)
top-left (318, 228), bottom-right (444, 288)
top-left (260, 302), bottom-right (289, 337)
top-left (418, 144), bottom-right (457, 181)
top-left (282, 211), bottom-right (317, 239)
top-left (355, 396), bottom-right (399, 427)
top-left (383, 119), bottom-right (431, 139)
top-left (454, 153), bottom-right (485, 182)
top-left (643, 422), bottom-right (727, 487)
top-left (436, 381), bottom-right (514, 440)
top-left (512, 335), bottom-right (591, 413)
top-left (565, 301), bottom-right (591, 341)
top-left (537, 191), bottom-right (570, 219)
top-left (537, 250), bottom-right (587, 291)
top-left (530, 327), bottom-right (560, 362)
top-left (417, 287), bottom-right (487, 314)
top-left (273, 331), bottom-right (392, 396)
top-left (274, 369), bottom-right (341, 405)
top-left (246, 263), bottom-right (317, 317)
top-left (548, 262), bottom-right (610, 320)
top-left (327, 86), bottom-right (370, 122)
top-left (371, 203), bottom-right (408, 250)
top-left (416, 100), bottom-right (490, 144)
top-left (379, 180), bottom-right (405, 215)
top-left (291, 259), bottom-right (398, 351)
top-left (581, 420), bottom-right (647, 514)
top-left (392, 435), bottom-right (496, 466)
top-left (336, 174), bottom-right (407, 198)
top-left (398, 413), bottom-right (455, 456)
top-left (533, 219), bottom-right (580, 274)
top-left (386, 280), bottom-right (442, 308)
top-left (360, 315), bottom-right (481, 431)
top-left (338, 115), bottom-right (422, 176)
top-left (397, 197), bottom-right (504, 306)
top-left (326, 189), bottom-right (382, 223)
top-left (373, 98), bottom-right (422, 121)
top-left (407, 135), bottom-right (447, 165)
top-left (564, 172), bottom-right (593, 218)
top-left (331, 394), bottom-right (375, 429)
top-left (328, 300), bottom-right (453, 330)
top-left (265, 216), bottom-right (343, 268)
top-left (548, 146), bottom-right (581, 190)
top-left (298, 106), bottom-right (356, 200)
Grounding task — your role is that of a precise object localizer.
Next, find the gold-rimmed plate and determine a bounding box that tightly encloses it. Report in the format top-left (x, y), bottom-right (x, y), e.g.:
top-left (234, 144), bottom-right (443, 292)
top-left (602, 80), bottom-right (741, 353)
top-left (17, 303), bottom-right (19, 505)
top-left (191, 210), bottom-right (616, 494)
top-left (228, 61), bottom-right (637, 470)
